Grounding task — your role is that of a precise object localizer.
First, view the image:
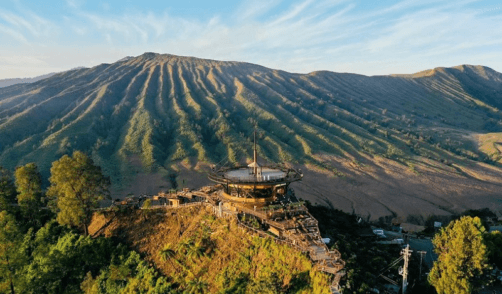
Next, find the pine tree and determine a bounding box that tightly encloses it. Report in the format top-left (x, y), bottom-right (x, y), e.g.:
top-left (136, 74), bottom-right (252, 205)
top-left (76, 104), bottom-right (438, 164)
top-left (47, 151), bottom-right (110, 236)
top-left (0, 167), bottom-right (16, 212)
top-left (429, 216), bottom-right (489, 294)
top-left (0, 211), bottom-right (24, 294)
top-left (14, 163), bottom-right (43, 226)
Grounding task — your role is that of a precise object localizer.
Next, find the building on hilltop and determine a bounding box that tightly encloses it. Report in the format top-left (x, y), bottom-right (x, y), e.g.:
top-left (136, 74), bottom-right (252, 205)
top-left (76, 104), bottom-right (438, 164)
top-left (207, 131), bottom-right (345, 293)
top-left (208, 131), bottom-right (303, 208)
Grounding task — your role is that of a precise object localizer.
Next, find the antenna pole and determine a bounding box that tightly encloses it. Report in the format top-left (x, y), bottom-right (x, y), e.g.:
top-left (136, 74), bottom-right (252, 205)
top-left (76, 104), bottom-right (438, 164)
top-left (253, 130), bottom-right (257, 176)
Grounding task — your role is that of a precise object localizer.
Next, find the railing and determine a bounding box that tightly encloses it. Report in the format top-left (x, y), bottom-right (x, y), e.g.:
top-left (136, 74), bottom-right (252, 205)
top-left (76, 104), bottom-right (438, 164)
top-left (225, 173), bottom-right (286, 183)
top-left (236, 219), bottom-right (308, 253)
top-left (329, 250), bottom-right (342, 260)
top-left (208, 165), bottom-right (303, 184)
top-left (92, 185), bottom-right (345, 292)
top-left (141, 201), bottom-right (209, 210)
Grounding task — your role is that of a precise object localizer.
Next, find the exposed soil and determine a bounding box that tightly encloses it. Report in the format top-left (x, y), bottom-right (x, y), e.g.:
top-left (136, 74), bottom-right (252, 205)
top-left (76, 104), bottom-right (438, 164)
top-left (111, 154), bottom-right (502, 223)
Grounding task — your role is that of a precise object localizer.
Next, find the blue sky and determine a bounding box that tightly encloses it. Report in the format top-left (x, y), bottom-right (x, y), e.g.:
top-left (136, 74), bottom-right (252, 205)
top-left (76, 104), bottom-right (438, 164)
top-left (1, 0), bottom-right (501, 79)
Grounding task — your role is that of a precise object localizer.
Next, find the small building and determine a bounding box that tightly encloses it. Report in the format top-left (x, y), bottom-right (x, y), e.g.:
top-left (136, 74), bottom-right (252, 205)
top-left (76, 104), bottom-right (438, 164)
top-left (268, 226), bottom-right (283, 237)
top-left (168, 198), bottom-right (181, 207)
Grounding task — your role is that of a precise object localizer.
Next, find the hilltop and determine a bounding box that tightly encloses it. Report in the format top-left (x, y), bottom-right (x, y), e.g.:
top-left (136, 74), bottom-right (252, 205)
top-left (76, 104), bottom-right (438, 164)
top-left (89, 205), bottom-right (333, 293)
top-left (1, 53), bottom-right (502, 220)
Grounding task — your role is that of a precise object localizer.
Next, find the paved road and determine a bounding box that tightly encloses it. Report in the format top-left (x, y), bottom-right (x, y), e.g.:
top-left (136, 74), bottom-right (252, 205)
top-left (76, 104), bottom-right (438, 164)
top-left (490, 226), bottom-right (502, 233)
top-left (408, 238), bottom-right (436, 269)
top-left (381, 229), bottom-right (436, 269)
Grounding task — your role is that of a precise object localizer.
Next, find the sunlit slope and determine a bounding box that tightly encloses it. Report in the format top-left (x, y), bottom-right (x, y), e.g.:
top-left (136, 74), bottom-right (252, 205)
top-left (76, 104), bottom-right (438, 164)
top-left (88, 207), bottom-right (332, 293)
top-left (1, 53), bottom-right (502, 218)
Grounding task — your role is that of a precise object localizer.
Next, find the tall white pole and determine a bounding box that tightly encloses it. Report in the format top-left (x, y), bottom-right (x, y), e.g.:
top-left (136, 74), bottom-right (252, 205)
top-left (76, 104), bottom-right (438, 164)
top-left (401, 244), bottom-right (412, 294)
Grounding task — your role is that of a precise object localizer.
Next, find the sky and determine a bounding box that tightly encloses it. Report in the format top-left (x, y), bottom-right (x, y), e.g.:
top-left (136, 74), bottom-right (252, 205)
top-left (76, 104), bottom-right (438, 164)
top-left (0, 0), bottom-right (501, 79)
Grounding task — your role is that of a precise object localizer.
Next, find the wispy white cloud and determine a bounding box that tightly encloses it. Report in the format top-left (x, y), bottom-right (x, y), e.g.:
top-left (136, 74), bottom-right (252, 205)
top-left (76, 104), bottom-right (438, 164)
top-left (0, 0), bottom-right (501, 79)
top-left (65, 0), bottom-right (83, 9)
top-left (0, 23), bottom-right (28, 43)
top-left (235, 0), bottom-right (281, 21)
top-left (0, 55), bottom-right (46, 66)
top-left (0, 7), bottom-right (55, 42)
top-left (269, 0), bottom-right (315, 26)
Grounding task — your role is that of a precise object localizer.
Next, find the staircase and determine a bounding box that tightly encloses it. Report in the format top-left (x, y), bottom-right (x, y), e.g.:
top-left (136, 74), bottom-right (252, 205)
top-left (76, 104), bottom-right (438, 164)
top-left (310, 244), bottom-right (345, 293)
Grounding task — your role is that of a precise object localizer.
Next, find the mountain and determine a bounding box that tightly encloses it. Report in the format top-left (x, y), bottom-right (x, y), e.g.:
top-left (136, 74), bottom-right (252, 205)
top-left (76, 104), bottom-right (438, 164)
top-left (1, 53), bottom-right (502, 221)
top-left (0, 72), bottom-right (56, 88)
top-left (0, 66), bottom-right (88, 88)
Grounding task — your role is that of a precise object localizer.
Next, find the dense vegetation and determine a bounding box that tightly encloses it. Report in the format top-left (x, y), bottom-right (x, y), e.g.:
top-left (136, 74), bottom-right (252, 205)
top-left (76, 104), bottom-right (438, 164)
top-left (89, 206), bottom-right (332, 293)
top-left (0, 153), bottom-right (334, 293)
top-left (427, 215), bottom-right (502, 294)
top-left (0, 213), bottom-right (175, 294)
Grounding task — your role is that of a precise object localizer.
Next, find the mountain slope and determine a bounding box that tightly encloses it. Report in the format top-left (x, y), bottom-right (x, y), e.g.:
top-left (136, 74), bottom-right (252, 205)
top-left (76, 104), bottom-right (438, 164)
top-left (1, 53), bottom-right (502, 220)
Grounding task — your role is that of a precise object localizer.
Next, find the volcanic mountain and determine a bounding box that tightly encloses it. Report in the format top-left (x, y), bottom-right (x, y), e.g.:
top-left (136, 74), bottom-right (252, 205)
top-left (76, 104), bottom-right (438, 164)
top-left (1, 52), bottom-right (502, 221)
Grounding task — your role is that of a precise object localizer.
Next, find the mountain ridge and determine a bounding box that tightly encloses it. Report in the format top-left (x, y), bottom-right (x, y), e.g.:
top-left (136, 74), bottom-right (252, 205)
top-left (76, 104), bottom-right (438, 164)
top-left (0, 72), bottom-right (56, 88)
top-left (1, 52), bottom-right (502, 220)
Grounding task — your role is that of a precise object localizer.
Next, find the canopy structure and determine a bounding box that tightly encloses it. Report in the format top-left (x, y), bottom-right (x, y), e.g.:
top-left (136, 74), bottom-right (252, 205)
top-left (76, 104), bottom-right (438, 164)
top-left (208, 131), bottom-right (302, 205)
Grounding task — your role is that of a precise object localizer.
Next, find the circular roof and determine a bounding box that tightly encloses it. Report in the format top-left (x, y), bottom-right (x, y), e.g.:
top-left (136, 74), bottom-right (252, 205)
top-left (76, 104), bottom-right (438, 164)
top-left (224, 167), bottom-right (286, 182)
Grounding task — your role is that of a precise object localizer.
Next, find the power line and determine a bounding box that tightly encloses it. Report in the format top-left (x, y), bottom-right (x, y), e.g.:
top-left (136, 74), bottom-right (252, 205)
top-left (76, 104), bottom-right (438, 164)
top-left (378, 256), bottom-right (404, 275)
top-left (378, 255), bottom-right (404, 287)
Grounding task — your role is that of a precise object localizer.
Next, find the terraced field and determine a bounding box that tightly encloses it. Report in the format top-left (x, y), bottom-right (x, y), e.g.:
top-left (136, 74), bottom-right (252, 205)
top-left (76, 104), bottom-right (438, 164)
top-left (1, 53), bottom-right (502, 220)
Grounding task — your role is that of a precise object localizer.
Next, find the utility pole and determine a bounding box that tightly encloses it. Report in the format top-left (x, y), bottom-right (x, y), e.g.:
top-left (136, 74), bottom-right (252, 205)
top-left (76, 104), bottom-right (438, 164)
top-left (417, 251), bottom-right (427, 282)
top-left (401, 245), bottom-right (412, 294)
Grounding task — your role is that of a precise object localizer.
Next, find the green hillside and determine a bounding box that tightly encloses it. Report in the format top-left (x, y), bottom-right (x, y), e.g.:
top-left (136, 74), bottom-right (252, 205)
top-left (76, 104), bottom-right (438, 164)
top-left (89, 206), bottom-right (332, 293)
top-left (1, 53), bottom-right (502, 220)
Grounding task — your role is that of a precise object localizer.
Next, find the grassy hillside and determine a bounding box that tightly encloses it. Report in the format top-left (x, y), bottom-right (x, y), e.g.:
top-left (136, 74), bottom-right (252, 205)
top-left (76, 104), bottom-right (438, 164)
top-left (1, 53), bottom-right (502, 219)
top-left (89, 206), bottom-right (332, 293)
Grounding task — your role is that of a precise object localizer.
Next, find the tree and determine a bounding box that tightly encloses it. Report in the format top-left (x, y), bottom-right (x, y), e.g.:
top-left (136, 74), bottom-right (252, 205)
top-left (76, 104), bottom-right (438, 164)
top-left (186, 276), bottom-right (208, 294)
top-left (81, 250), bottom-right (173, 294)
top-left (484, 231), bottom-right (502, 269)
top-left (142, 198), bottom-right (152, 221)
top-left (14, 163), bottom-right (43, 225)
top-left (429, 216), bottom-right (489, 294)
top-left (187, 241), bottom-right (205, 261)
top-left (159, 243), bottom-right (177, 269)
top-left (461, 208), bottom-right (496, 231)
top-left (22, 230), bottom-right (119, 294)
top-left (0, 211), bottom-right (25, 294)
top-left (47, 151), bottom-right (110, 236)
top-left (176, 238), bottom-right (192, 255)
top-left (0, 167), bottom-right (16, 212)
